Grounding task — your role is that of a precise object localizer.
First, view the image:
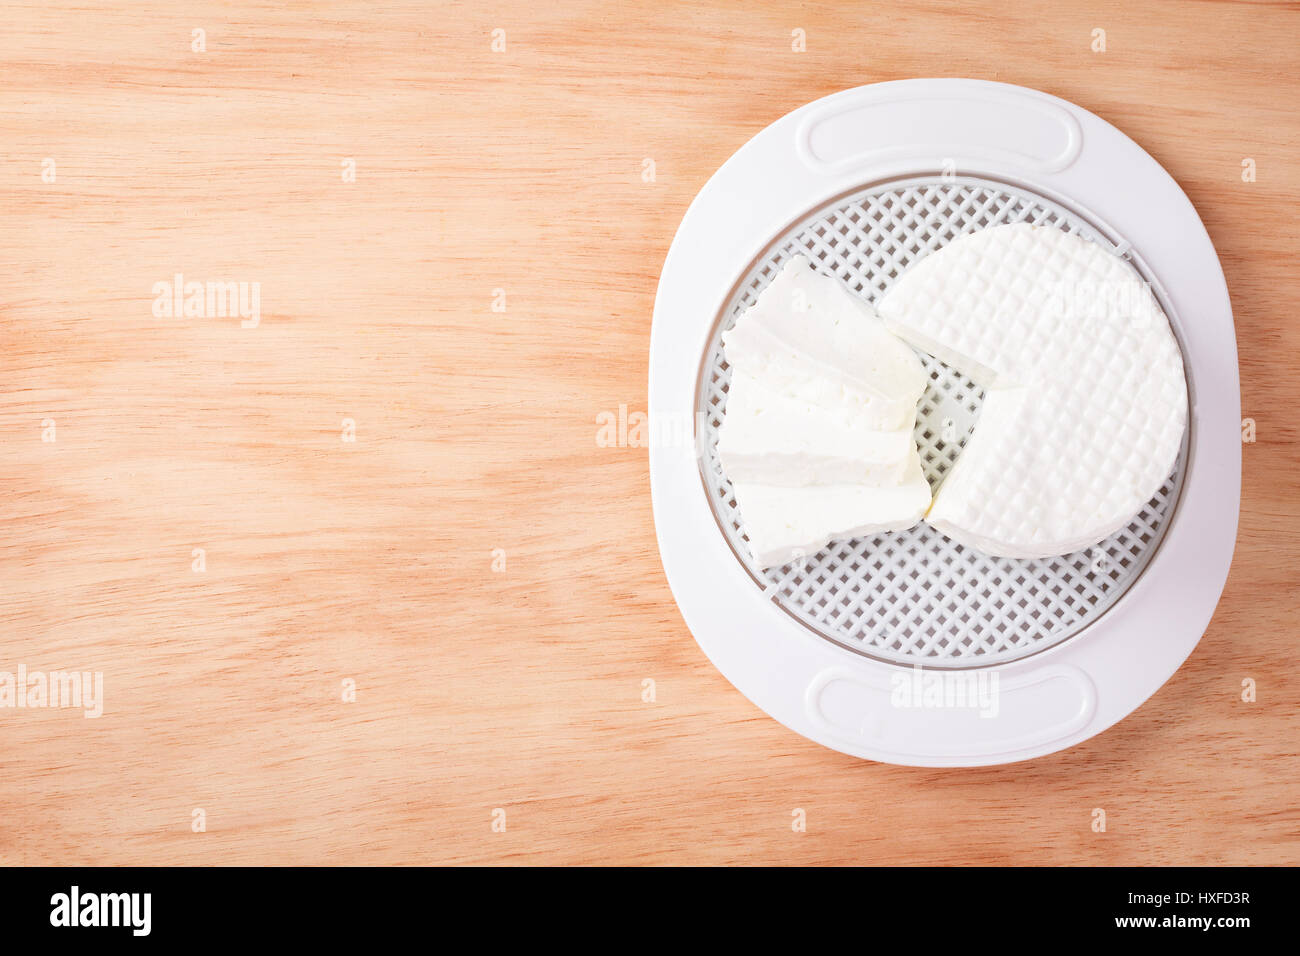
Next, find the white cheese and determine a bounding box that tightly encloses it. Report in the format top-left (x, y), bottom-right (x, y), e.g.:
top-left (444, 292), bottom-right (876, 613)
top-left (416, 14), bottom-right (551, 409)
top-left (733, 457), bottom-right (932, 569)
top-left (719, 369), bottom-right (917, 487)
top-left (718, 254), bottom-right (932, 569)
top-left (722, 349), bottom-right (918, 432)
top-left (722, 255), bottom-right (926, 410)
top-left (878, 223), bottom-right (1187, 558)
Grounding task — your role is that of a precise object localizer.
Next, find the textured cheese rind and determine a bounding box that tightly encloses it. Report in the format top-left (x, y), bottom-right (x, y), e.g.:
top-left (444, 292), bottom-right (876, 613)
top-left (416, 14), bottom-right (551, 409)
top-left (718, 369), bottom-right (916, 487)
top-left (878, 223), bottom-right (1187, 559)
top-left (733, 455), bottom-right (933, 569)
top-left (722, 254), bottom-right (927, 409)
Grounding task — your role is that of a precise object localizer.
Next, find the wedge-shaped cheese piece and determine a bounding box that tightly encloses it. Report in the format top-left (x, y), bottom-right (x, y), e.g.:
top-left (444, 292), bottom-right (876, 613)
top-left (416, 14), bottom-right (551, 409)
top-left (723, 347), bottom-right (918, 431)
top-left (722, 254), bottom-right (926, 421)
top-left (733, 456), bottom-right (932, 569)
top-left (719, 369), bottom-right (917, 487)
top-left (878, 223), bottom-right (1187, 558)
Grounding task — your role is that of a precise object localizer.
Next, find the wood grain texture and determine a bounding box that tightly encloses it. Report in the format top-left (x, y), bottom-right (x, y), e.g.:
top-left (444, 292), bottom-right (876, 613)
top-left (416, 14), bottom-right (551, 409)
top-left (0, 0), bottom-right (1296, 866)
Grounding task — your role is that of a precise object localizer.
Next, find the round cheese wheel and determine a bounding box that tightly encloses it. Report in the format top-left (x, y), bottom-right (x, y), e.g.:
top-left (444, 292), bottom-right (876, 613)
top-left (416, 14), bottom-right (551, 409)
top-left (878, 223), bottom-right (1187, 558)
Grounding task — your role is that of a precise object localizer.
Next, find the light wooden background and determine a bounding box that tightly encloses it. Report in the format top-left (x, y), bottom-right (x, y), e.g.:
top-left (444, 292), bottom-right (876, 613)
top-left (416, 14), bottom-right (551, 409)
top-left (1, 0), bottom-right (1296, 866)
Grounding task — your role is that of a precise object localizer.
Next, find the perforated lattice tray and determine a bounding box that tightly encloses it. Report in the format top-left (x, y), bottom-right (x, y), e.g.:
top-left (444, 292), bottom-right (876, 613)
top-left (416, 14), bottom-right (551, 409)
top-left (697, 175), bottom-right (1188, 669)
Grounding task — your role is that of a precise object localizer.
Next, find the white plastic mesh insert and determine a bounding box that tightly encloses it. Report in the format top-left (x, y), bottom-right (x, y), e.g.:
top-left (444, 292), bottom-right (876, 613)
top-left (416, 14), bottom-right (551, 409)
top-left (698, 175), bottom-right (1188, 668)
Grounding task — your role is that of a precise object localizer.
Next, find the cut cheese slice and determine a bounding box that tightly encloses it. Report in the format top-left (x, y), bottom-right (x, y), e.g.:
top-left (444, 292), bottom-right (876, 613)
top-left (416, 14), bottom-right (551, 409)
top-left (722, 347), bottom-right (919, 431)
top-left (722, 254), bottom-right (926, 417)
top-left (878, 223), bottom-right (1187, 558)
top-left (719, 369), bottom-right (917, 487)
top-left (733, 456), bottom-right (932, 569)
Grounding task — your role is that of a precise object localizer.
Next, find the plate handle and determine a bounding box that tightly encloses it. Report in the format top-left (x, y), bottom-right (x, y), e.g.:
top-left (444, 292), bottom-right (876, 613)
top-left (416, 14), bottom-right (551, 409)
top-left (804, 663), bottom-right (1097, 761)
top-left (796, 86), bottom-right (1082, 176)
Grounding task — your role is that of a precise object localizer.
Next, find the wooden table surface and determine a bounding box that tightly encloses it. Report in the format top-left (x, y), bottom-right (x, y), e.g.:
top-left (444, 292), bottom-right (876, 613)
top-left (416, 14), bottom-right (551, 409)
top-left (1, 0), bottom-right (1296, 866)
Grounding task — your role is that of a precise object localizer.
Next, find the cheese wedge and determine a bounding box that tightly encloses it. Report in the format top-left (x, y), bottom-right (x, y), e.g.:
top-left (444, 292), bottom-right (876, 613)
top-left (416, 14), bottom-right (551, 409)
top-left (733, 457), bottom-right (932, 569)
top-left (719, 369), bottom-right (917, 487)
top-left (722, 255), bottom-right (926, 416)
top-left (718, 254), bottom-right (932, 569)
